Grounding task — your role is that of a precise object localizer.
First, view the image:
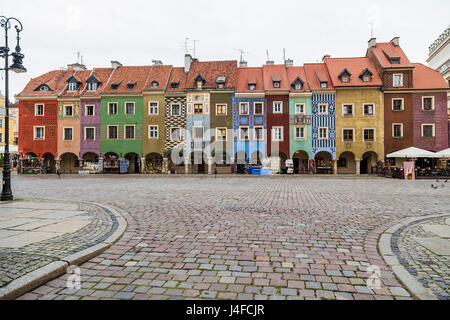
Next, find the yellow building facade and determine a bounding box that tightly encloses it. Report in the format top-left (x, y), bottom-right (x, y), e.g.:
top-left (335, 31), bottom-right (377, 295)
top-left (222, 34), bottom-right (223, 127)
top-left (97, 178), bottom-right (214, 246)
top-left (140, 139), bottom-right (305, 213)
top-left (0, 95), bottom-right (15, 146)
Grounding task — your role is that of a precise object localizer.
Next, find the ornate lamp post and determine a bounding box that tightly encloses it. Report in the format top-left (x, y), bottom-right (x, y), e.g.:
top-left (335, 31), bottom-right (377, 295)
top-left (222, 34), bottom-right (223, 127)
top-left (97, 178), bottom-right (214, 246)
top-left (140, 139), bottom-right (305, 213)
top-left (0, 16), bottom-right (26, 201)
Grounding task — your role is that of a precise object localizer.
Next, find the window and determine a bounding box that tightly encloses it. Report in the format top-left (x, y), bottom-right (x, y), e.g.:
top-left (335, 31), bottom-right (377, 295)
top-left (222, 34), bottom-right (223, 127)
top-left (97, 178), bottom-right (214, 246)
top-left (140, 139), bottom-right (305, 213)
top-left (87, 82), bottom-right (97, 91)
top-left (392, 99), bottom-right (404, 111)
top-left (239, 102), bottom-right (249, 115)
top-left (320, 82), bottom-right (327, 88)
top-left (239, 127), bottom-right (249, 141)
top-left (295, 83), bottom-right (302, 90)
top-left (170, 127), bottom-right (181, 141)
top-left (85, 105), bottom-right (95, 116)
top-left (421, 124), bottom-right (435, 138)
top-left (38, 85), bottom-right (50, 91)
top-left (108, 102), bottom-right (118, 115)
top-left (363, 104), bottom-right (375, 116)
top-left (216, 128), bottom-right (227, 141)
top-left (125, 125), bottom-right (135, 139)
top-left (125, 102), bottom-right (135, 115)
top-left (254, 126), bottom-right (264, 140)
top-left (63, 128), bottom-right (73, 141)
top-left (363, 129), bottom-right (375, 142)
top-left (64, 105), bottom-right (73, 117)
top-left (295, 103), bottom-right (305, 115)
top-left (273, 81), bottom-right (280, 88)
top-left (342, 104), bottom-right (353, 116)
top-left (151, 81), bottom-right (159, 88)
top-left (273, 102), bottom-right (283, 114)
top-left (35, 104), bottom-right (44, 116)
top-left (363, 75), bottom-right (371, 82)
top-left (85, 127), bottom-right (95, 140)
top-left (197, 81), bottom-right (202, 89)
top-left (171, 103), bottom-right (181, 116)
top-left (422, 97), bottom-right (435, 111)
top-left (0, 119), bottom-right (2, 128)
top-left (194, 104), bottom-right (203, 114)
top-left (318, 104), bottom-right (328, 115)
top-left (108, 126), bottom-right (118, 139)
top-left (249, 84), bottom-right (256, 91)
top-left (338, 157), bottom-right (347, 168)
top-left (193, 126), bottom-right (204, 140)
top-left (342, 76), bottom-right (349, 83)
top-left (216, 104), bottom-right (227, 116)
top-left (393, 74), bottom-right (403, 87)
top-left (393, 124), bottom-right (403, 138)
top-left (343, 129), bottom-right (354, 141)
top-left (68, 82), bottom-right (77, 92)
top-left (294, 126), bottom-right (306, 140)
top-left (34, 126), bottom-right (45, 140)
top-left (148, 125), bottom-right (158, 139)
top-left (0, 133), bottom-right (2, 143)
top-left (149, 102), bottom-right (158, 115)
top-left (254, 102), bottom-right (264, 115)
top-left (272, 127), bottom-right (283, 141)
top-left (318, 127), bottom-right (328, 140)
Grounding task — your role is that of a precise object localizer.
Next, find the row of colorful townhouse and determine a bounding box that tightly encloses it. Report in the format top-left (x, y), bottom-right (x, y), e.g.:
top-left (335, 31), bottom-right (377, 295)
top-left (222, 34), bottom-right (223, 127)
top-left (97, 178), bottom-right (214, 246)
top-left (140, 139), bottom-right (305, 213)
top-left (17, 37), bottom-right (449, 174)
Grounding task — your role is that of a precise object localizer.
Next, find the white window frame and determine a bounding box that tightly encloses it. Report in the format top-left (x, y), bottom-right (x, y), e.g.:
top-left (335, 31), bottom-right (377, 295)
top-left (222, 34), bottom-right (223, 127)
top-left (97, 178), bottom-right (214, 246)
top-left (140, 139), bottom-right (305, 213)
top-left (171, 103), bottom-right (181, 116)
top-left (254, 102), bottom-right (264, 115)
top-left (362, 128), bottom-right (376, 142)
top-left (216, 127), bottom-right (227, 141)
top-left (148, 125), bottom-right (158, 139)
top-left (124, 102), bottom-right (135, 115)
top-left (239, 126), bottom-right (250, 141)
top-left (421, 124), bottom-right (435, 138)
top-left (170, 127), bottom-right (182, 141)
top-left (64, 105), bottom-right (74, 117)
top-left (85, 105), bottom-right (95, 117)
top-left (108, 102), bottom-right (118, 115)
top-left (216, 104), bottom-right (227, 116)
top-left (148, 101), bottom-right (159, 115)
top-left (393, 74), bottom-right (403, 87)
top-left (33, 126), bottom-right (45, 140)
top-left (87, 82), bottom-right (97, 92)
top-left (63, 127), bottom-right (74, 141)
top-left (193, 126), bottom-right (204, 140)
top-left (318, 103), bottom-right (329, 115)
top-left (34, 103), bottom-right (44, 116)
top-left (342, 128), bottom-right (355, 142)
top-left (68, 82), bottom-right (77, 92)
top-left (318, 127), bottom-right (329, 140)
top-left (239, 102), bottom-right (249, 115)
top-left (0, 119), bottom-right (2, 128)
top-left (0, 132), bottom-right (2, 143)
top-left (295, 103), bottom-right (306, 115)
top-left (272, 126), bottom-right (284, 141)
top-left (294, 125), bottom-right (307, 140)
top-left (392, 123), bottom-right (403, 138)
top-left (422, 96), bottom-right (435, 111)
top-left (273, 102), bottom-right (283, 114)
top-left (363, 103), bottom-right (376, 116)
top-left (84, 127), bottom-right (96, 141)
top-left (253, 126), bottom-right (264, 141)
top-left (107, 125), bottom-right (118, 140)
top-left (342, 103), bottom-right (354, 116)
top-left (194, 103), bottom-right (203, 114)
top-left (392, 98), bottom-right (404, 111)
top-left (124, 125), bottom-right (136, 140)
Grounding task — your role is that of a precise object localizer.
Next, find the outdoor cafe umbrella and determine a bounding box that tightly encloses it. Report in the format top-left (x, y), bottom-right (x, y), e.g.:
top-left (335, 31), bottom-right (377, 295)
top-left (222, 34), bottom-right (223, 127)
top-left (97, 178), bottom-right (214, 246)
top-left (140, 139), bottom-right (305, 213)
top-left (435, 148), bottom-right (450, 158)
top-left (386, 147), bottom-right (439, 158)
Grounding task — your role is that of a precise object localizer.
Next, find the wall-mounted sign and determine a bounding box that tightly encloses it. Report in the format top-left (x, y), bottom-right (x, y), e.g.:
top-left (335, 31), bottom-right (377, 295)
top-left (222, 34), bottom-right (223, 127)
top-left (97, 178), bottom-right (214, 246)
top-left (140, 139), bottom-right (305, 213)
top-left (289, 115), bottom-right (311, 125)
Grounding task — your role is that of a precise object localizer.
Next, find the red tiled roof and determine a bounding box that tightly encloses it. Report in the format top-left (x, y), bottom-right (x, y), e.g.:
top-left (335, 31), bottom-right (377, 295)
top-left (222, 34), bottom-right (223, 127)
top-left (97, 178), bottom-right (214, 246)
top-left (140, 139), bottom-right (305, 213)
top-left (80, 68), bottom-right (114, 96)
top-left (166, 67), bottom-right (188, 93)
top-left (368, 42), bottom-right (413, 69)
top-left (17, 70), bottom-right (74, 97)
top-left (236, 67), bottom-right (264, 93)
top-left (324, 57), bottom-right (382, 87)
top-left (304, 63), bottom-right (334, 91)
top-left (262, 64), bottom-right (289, 91)
top-left (412, 63), bottom-right (449, 90)
top-left (59, 70), bottom-right (92, 97)
top-left (143, 65), bottom-right (173, 91)
top-left (102, 66), bottom-right (152, 94)
top-left (186, 60), bottom-right (237, 90)
top-left (286, 66), bottom-right (311, 93)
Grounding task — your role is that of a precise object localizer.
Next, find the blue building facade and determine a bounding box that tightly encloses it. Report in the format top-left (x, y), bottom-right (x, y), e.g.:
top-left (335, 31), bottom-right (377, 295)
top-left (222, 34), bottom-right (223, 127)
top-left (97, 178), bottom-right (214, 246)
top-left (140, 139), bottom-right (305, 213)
top-left (311, 93), bottom-right (336, 160)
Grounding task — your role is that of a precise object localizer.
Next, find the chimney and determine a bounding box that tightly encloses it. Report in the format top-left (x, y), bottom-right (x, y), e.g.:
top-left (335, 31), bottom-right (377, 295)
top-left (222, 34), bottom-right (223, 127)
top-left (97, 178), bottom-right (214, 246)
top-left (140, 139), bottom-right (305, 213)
top-left (111, 61), bottom-right (123, 69)
top-left (67, 63), bottom-right (87, 71)
top-left (390, 37), bottom-right (400, 47)
top-left (239, 61), bottom-right (248, 68)
top-left (184, 54), bottom-right (193, 74)
top-left (284, 59), bottom-right (294, 67)
top-left (152, 60), bottom-right (163, 66)
top-left (368, 38), bottom-right (377, 49)
top-left (322, 55), bottom-right (331, 62)
top-left (266, 61), bottom-right (274, 65)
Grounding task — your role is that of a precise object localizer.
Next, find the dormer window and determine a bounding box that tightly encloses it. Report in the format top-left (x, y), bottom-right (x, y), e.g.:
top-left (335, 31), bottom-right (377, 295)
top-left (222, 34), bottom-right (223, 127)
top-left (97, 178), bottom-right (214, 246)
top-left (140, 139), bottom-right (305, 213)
top-left (194, 74), bottom-right (205, 89)
top-left (150, 81), bottom-right (158, 88)
top-left (359, 68), bottom-right (373, 83)
top-left (391, 57), bottom-right (400, 64)
top-left (87, 82), bottom-right (98, 91)
top-left (291, 77), bottom-right (304, 90)
top-left (170, 81), bottom-right (179, 89)
top-left (363, 76), bottom-right (371, 82)
top-left (111, 81), bottom-right (121, 90)
top-left (86, 75), bottom-right (100, 92)
top-left (249, 84), bottom-right (256, 90)
top-left (295, 83), bottom-right (302, 90)
top-left (338, 69), bottom-right (352, 83)
top-left (248, 78), bottom-right (257, 91)
top-left (216, 76), bottom-right (226, 89)
top-left (272, 74), bottom-right (281, 88)
top-left (273, 81), bottom-right (280, 88)
top-left (320, 82), bottom-right (327, 88)
top-left (36, 84), bottom-right (51, 92)
top-left (128, 81), bottom-right (137, 90)
top-left (68, 82), bottom-right (78, 92)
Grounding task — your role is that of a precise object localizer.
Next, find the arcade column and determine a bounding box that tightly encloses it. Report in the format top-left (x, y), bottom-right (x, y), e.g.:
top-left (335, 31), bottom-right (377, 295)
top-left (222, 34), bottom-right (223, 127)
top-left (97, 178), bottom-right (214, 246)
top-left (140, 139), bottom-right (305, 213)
top-left (356, 159), bottom-right (361, 175)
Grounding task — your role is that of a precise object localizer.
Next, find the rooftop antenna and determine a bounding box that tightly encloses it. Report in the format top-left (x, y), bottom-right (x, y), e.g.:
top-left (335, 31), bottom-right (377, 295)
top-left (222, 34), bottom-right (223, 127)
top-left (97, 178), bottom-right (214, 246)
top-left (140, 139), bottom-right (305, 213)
top-left (183, 37), bottom-right (189, 54)
top-left (233, 48), bottom-right (249, 62)
top-left (266, 50), bottom-right (270, 61)
top-left (192, 39), bottom-right (199, 58)
top-left (369, 22), bottom-right (374, 38)
top-left (283, 48), bottom-right (286, 61)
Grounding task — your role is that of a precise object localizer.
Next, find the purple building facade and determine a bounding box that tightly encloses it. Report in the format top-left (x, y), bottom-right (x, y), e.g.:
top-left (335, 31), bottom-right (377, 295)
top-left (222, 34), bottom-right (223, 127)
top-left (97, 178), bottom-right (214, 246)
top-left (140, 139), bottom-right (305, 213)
top-left (80, 98), bottom-right (101, 159)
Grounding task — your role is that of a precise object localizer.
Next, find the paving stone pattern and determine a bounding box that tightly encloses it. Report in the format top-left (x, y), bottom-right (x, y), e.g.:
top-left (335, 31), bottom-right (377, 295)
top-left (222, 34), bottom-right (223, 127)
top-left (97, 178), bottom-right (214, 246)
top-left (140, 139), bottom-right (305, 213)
top-left (8, 174), bottom-right (449, 300)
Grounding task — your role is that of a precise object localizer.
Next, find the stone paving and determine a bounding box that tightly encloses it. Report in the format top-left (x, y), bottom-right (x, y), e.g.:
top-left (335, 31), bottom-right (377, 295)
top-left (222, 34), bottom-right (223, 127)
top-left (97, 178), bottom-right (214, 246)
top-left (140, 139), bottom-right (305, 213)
top-left (0, 199), bottom-right (117, 288)
top-left (6, 174), bottom-right (449, 300)
top-left (395, 216), bottom-right (450, 300)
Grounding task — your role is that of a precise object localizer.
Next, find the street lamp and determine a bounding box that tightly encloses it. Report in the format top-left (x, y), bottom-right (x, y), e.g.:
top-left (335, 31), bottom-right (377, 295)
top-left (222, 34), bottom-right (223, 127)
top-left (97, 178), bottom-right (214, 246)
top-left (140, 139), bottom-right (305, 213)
top-left (0, 16), bottom-right (26, 201)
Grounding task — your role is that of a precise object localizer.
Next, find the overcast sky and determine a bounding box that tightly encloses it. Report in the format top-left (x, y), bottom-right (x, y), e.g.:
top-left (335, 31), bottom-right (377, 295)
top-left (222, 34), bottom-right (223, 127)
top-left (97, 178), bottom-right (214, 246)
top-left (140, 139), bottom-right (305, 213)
top-left (1, 0), bottom-right (449, 98)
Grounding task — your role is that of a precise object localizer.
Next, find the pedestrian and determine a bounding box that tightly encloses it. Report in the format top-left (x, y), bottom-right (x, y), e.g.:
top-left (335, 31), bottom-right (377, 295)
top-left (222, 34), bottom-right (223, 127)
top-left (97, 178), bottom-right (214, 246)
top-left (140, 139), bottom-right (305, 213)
top-left (57, 167), bottom-right (61, 179)
top-left (214, 168), bottom-right (217, 178)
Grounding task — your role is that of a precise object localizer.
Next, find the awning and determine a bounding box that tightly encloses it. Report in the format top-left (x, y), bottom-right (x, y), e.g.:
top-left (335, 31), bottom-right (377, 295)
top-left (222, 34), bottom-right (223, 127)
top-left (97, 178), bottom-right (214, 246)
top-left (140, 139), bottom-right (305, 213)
top-left (0, 145), bottom-right (19, 153)
top-left (435, 148), bottom-right (450, 158)
top-left (386, 147), bottom-right (439, 158)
